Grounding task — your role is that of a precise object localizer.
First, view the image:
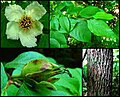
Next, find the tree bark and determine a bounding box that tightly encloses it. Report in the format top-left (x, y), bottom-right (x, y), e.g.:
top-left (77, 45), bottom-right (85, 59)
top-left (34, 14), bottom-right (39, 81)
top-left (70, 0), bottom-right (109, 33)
top-left (87, 49), bottom-right (113, 96)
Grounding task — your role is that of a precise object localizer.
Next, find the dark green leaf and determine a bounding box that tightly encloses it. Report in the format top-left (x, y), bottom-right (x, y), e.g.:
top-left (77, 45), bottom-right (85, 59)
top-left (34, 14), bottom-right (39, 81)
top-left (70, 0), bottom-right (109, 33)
top-left (93, 12), bottom-right (114, 20)
top-left (54, 2), bottom-right (66, 12)
top-left (80, 6), bottom-right (100, 18)
top-left (38, 34), bottom-right (49, 48)
top-left (70, 20), bottom-right (91, 42)
top-left (87, 19), bottom-right (116, 38)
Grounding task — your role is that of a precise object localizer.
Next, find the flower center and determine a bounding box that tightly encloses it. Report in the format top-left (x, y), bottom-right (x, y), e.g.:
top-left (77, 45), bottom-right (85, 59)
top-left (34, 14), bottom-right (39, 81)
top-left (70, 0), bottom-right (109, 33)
top-left (19, 16), bottom-right (33, 31)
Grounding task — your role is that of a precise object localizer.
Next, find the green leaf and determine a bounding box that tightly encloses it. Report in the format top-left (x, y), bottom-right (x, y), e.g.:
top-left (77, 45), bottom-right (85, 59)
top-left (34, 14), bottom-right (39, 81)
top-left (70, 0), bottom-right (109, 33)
top-left (50, 31), bottom-right (67, 46)
top-left (1, 63), bottom-right (8, 91)
top-left (12, 67), bottom-right (23, 76)
top-left (54, 68), bottom-right (82, 96)
top-left (38, 34), bottom-right (49, 48)
top-left (61, 44), bottom-right (69, 48)
top-left (54, 2), bottom-right (66, 12)
top-left (59, 16), bottom-right (70, 32)
top-left (50, 16), bottom-right (59, 30)
top-left (93, 12), bottom-right (114, 20)
top-left (17, 83), bottom-right (32, 96)
top-left (50, 38), bottom-right (60, 48)
top-left (1, 90), bottom-right (7, 96)
top-left (70, 20), bottom-right (91, 42)
top-left (69, 18), bottom-right (78, 31)
top-left (7, 84), bottom-right (19, 96)
top-left (5, 51), bottom-right (47, 69)
top-left (41, 13), bottom-right (49, 29)
top-left (80, 6), bottom-right (100, 18)
top-left (67, 5), bottom-right (83, 16)
top-left (17, 83), bottom-right (70, 96)
top-left (87, 19), bottom-right (116, 38)
top-left (68, 68), bottom-right (82, 96)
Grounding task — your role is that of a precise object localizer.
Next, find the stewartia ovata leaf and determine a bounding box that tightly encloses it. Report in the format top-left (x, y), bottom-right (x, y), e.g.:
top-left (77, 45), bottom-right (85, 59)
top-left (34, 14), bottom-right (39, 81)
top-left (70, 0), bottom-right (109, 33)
top-left (87, 19), bottom-right (116, 38)
top-left (59, 16), bottom-right (70, 32)
top-left (5, 51), bottom-right (48, 69)
top-left (1, 63), bottom-right (8, 91)
top-left (80, 6), bottom-right (100, 18)
top-left (70, 20), bottom-right (91, 42)
top-left (93, 12), bottom-right (114, 20)
top-left (50, 16), bottom-right (59, 30)
top-left (50, 38), bottom-right (60, 48)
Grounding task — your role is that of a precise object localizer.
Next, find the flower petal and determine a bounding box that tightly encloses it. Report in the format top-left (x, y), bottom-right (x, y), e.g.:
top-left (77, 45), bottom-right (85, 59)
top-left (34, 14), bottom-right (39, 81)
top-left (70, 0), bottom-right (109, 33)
top-left (5, 4), bottom-right (24, 22)
top-left (6, 22), bottom-right (20, 40)
top-left (25, 1), bottom-right (47, 20)
top-left (19, 32), bottom-right (37, 48)
top-left (29, 21), bottom-right (43, 36)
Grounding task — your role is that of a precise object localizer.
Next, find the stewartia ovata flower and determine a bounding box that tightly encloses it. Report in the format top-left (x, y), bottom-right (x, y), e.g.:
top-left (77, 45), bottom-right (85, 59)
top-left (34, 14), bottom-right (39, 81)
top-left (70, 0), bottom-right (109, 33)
top-left (4, 1), bottom-right (46, 47)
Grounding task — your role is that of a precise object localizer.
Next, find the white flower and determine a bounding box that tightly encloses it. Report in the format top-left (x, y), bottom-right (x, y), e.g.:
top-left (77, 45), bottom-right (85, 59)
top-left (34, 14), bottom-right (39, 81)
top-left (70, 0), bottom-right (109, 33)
top-left (4, 1), bottom-right (47, 47)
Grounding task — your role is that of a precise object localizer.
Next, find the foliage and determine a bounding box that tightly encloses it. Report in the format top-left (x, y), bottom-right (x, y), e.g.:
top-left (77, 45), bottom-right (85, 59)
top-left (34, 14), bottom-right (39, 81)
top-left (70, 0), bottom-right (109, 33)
top-left (1, 51), bottom-right (82, 96)
top-left (50, 1), bottom-right (119, 48)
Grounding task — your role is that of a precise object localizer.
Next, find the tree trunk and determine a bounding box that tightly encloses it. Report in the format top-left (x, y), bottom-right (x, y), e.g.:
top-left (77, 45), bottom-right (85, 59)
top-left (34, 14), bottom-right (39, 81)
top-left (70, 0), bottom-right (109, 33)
top-left (87, 49), bottom-right (113, 96)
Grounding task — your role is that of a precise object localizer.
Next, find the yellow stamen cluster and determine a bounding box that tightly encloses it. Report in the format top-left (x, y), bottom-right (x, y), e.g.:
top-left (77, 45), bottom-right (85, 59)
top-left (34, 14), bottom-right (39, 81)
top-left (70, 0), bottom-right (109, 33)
top-left (19, 16), bottom-right (33, 31)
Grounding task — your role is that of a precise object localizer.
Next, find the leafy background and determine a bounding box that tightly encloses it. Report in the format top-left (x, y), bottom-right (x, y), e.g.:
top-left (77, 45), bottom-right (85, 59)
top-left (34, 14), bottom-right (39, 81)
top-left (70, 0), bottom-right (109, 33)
top-left (50, 1), bottom-right (119, 48)
top-left (1, 49), bottom-right (82, 96)
top-left (1, 1), bottom-right (49, 48)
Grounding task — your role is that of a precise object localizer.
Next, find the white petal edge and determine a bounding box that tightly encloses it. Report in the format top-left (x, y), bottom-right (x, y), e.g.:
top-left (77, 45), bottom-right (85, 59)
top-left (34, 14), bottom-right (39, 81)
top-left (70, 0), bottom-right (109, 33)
top-left (19, 32), bottom-right (37, 48)
top-left (5, 4), bottom-right (24, 22)
top-left (25, 1), bottom-right (47, 20)
top-left (6, 22), bottom-right (20, 40)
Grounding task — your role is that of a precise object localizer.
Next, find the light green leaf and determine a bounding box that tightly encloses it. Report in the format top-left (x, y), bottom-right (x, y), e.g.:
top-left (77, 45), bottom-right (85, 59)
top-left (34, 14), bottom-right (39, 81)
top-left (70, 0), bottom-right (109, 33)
top-left (1, 90), bottom-right (8, 96)
top-left (7, 84), bottom-right (19, 96)
top-left (17, 83), bottom-right (70, 96)
top-left (80, 6), bottom-right (100, 18)
top-left (61, 44), bottom-right (69, 48)
top-left (69, 18), bottom-right (78, 31)
top-left (87, 19), bottom-right (116, 38)
top-left (5, 51), bottom-right (47, 69)
top-left (50, 31), bottom-right (67, 45)
top-left (1, 63), bottom-right (8, 91)
top-left (93, 12), bottom-right (114, 20)
top-left (70, 20), bottom-right (91, 42)
top-left (12, 67), bottom-right (23, 76)
top-left (50, 38), bottom-right (60, 48)
top-left (50, 16), bottom-right (59, 30)
top-left (59, 16), bottom-right (70, 32)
